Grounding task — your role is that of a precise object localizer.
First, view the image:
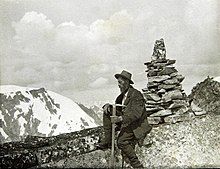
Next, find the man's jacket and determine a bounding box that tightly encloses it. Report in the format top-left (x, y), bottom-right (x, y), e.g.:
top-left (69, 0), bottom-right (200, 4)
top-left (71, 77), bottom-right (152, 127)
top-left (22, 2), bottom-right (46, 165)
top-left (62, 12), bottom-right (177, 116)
top-left (115, 86), bottom-right (152, 140)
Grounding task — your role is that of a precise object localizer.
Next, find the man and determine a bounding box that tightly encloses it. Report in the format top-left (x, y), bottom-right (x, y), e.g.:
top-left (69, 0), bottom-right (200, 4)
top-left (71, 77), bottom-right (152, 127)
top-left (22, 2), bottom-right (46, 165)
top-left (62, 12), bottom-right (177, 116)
top-left (96, 70), bottom-right (152, 168)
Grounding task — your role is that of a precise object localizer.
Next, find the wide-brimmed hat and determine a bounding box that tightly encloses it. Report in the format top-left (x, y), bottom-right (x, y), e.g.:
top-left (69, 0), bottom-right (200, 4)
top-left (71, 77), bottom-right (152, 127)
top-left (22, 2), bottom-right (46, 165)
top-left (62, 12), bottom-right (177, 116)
top-left (114, 70), bottom-right (134, 84)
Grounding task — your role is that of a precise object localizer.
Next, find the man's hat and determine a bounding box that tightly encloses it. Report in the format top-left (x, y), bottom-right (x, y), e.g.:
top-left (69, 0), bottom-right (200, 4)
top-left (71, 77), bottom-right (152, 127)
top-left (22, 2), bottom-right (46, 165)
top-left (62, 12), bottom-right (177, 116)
top-left (114, 70), bottom-right (134, 84)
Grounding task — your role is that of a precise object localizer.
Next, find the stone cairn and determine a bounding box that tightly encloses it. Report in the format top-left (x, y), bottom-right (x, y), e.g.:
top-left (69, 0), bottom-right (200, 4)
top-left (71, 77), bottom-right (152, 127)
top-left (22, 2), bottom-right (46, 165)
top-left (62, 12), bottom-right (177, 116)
top-left (143, 38), bottom-right (191, 124)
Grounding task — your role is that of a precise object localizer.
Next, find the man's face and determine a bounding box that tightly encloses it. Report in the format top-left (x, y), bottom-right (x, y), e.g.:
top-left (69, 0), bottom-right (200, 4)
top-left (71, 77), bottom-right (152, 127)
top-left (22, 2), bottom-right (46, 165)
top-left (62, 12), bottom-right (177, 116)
top-left (117, 77), bottom-right (130, 93)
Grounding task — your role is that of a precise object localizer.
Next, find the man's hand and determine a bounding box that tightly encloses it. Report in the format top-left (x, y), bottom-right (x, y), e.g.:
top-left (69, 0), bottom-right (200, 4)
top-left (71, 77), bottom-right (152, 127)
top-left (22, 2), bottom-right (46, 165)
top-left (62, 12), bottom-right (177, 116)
top-left (103, 103), bottom-right (111, 115)
top-left (110, 116), bottom-right (123, 123)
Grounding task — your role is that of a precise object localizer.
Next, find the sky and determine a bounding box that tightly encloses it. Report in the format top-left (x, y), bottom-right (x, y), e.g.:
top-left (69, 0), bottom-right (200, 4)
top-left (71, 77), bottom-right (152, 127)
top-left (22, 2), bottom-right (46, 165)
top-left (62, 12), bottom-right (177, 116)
top-left (0, 0), bottom-right (220, 106)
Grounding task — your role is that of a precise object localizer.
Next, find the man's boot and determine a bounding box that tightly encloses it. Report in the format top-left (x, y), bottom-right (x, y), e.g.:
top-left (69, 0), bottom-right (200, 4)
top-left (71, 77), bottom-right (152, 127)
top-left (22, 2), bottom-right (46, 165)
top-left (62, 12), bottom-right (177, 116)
top-left (96, 129), bottom-right (111, 150)
top-left (121, 144), bottom-right (143, 168)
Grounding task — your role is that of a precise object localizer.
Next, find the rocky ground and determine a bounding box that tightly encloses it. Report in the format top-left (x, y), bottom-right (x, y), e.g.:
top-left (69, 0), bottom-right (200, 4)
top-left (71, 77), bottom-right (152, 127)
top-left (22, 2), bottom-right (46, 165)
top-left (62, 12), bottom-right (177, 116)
top-left (36, 113), bottom-right (220, 168)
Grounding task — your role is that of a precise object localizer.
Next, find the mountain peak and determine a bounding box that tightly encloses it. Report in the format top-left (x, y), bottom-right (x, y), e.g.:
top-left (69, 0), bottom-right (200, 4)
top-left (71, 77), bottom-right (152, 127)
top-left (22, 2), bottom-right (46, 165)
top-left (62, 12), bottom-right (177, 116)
top-left (0, 85), bottom-right (97, 143)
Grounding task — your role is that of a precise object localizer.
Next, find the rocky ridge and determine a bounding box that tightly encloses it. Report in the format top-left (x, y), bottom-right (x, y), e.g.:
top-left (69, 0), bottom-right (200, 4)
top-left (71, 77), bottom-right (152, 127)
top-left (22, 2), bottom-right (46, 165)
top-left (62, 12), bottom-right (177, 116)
top-left (188, 76), bottom-right (220, 115)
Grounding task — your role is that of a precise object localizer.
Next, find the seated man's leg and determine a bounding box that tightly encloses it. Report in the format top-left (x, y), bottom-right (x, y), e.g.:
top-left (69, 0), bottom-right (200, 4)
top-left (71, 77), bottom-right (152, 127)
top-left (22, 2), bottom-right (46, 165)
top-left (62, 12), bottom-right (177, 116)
top-left (117, 127), bottom-right (143, 168)
top-left (96, 111), bottom-right (112, 149)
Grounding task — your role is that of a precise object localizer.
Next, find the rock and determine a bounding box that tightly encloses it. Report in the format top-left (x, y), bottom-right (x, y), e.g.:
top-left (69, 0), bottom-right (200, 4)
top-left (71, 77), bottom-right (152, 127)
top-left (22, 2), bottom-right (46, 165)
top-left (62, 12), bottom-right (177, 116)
top-left (147, 82), bottom-right (160, 88)
top-left (150, 109), bottom-right (172, 117)
top-left (176, 75), bottom-right (185, 82)
top-left (142, 88), bottom-right (148, 92)
top-left (162, 90), bottom-right (183, 102)
top-left (174, 85), bottom-right (183, 90)
top-left (158, 84), bottom-right (177, 90)
top-left (157, 89), bottom-right (166, 94)
top-left (145, 106), bottom-right (164, 112)
top-left (164, 114), bottom-right (191, 124)
top-left (157, 67), bottom-right (177, 76)
top-left (170, 72), bottom-right (178, 77)
top-left (147, 116), bottom-right (162, 124)
top-left (152, 38), bottom-right (166, 60)
top-left (172, 106), bottom-right (189, 115)
top-left (148, 75), bottom-right (170, 83)
top-left (191, 101), bottom-right (203, 112)
top-left (166, 59), bottom-right (176, 66)
top-left (0, 126), bottom-right (104, 168)
top-left (147, 70), bottom-right (159, 76)
top-left (153, 62), bottom-right (167, 67)
top-left (194, 110), bottom-right (207, 116)
top-left (154, 58), bottom-right (168, 63)
top-left (143, 93), bottom-right (161, 102)
top-left (144, 61), bottom-right (152, 66)
top-left (188, 77), bottom-right (220, 114)
top-left (163, 78), bottom-right (179, 85)
top-left (169, 100), bottom-right (189, 109)
top-left (145, 100), bottom-right (162, 105)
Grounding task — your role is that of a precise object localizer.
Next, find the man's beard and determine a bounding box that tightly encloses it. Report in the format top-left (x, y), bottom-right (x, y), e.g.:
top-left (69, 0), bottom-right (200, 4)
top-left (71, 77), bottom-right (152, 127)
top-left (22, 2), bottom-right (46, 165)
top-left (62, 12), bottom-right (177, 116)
top-left (119, 86), bottom-right (129, 93)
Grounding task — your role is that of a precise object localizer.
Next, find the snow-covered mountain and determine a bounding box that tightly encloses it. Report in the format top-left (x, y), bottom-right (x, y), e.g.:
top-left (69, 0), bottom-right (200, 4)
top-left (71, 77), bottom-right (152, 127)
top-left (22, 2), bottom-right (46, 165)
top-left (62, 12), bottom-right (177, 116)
top-left (0, 85), bottom-right (97, 143)
top-left (214, 76), bottom-right (220, 82)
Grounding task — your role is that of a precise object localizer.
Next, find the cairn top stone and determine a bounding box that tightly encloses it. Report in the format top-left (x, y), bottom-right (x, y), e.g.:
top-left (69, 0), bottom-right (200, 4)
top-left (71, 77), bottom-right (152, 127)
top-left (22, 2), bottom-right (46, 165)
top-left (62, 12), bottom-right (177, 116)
top-left (152, 38), bottom-right (166, 60)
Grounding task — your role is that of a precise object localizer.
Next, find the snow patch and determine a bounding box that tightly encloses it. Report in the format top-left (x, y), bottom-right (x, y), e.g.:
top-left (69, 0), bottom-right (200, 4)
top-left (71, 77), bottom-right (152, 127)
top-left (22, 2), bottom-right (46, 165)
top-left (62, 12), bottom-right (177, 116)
top-left (0, 128), bottom-right (8, 138)
top-left (18, 116), bottom-right (27, 136)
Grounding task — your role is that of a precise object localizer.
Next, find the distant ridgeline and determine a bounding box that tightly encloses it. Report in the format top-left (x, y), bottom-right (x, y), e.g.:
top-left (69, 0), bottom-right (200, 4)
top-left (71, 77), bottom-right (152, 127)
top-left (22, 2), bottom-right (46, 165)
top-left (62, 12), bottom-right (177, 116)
top-left (1, 39), bottom-right (220, 168)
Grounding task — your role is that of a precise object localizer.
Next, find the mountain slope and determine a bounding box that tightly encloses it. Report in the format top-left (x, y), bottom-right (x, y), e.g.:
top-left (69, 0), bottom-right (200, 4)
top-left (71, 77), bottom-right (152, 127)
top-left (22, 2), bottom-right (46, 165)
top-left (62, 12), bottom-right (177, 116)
top-left (0, 85), bottom-right (97, 143)
top-left (77, 103), bottom-right (102, 126)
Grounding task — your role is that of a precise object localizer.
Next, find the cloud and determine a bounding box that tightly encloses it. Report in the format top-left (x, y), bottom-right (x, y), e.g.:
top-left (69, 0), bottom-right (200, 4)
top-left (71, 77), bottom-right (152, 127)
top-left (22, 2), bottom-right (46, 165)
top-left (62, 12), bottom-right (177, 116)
top-left (89, 77), bottom-right (109, 88)
top-left (2, 10), bottom-right (135, 93)
top-left (90, 10), bottom-right (133, 44)
top-left (1, 1), bottom-right (220, 104)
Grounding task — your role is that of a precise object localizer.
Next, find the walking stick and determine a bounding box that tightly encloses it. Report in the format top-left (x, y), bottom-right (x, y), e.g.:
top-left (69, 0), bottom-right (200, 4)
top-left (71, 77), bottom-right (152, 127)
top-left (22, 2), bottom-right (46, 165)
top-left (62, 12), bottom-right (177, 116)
top-left (109, 104), bottom-right (126, 168)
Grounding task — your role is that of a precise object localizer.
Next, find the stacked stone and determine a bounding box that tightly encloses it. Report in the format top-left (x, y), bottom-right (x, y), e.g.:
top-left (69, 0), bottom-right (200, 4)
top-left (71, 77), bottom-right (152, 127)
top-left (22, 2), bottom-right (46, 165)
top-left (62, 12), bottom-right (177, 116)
top-left (143, 38), bottom-right (190, 124)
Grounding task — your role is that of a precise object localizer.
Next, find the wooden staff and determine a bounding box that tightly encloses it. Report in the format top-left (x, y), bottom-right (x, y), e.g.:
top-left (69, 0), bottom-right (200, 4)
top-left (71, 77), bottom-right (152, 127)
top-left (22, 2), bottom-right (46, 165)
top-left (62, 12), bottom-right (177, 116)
top-left (109, 104), bottom-right (126, 168)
